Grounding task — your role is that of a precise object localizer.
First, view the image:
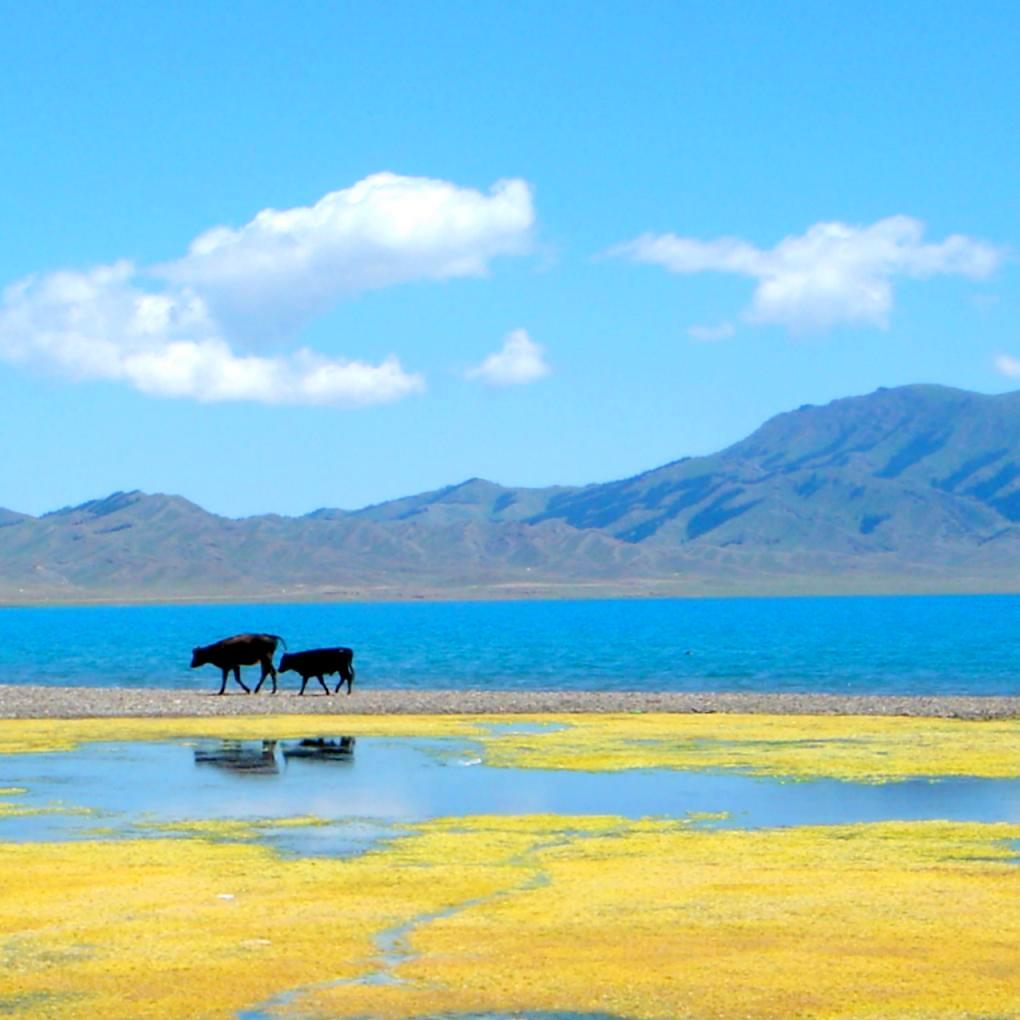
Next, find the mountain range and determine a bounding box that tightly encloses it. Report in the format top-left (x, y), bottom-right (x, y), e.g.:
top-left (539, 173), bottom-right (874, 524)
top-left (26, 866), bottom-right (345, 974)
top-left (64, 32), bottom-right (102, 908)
top-left (5, 384), bottom-right (1020, 603)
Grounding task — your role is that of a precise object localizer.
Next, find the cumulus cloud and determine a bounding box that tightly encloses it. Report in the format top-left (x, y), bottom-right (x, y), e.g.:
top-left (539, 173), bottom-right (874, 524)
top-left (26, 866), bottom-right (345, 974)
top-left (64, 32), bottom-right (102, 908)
top-left (687, 321), bottom-right (735, 342)
top-left (466, 329), bottom-right (550, 386)
top-left (0, 262), bottom-right (425, 405)
top-left (162, 172), bottom-right (534, 341)
top-left (994, 354), bottom-right (1020, 378)
top-left (613, 216), bottom-right (1004, 334)
top-left (0, 173), bottom-right (533, 406)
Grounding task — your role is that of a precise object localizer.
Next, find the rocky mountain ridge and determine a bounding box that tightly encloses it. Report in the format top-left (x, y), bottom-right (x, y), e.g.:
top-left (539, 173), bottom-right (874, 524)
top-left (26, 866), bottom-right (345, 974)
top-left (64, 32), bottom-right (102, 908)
top-left (4, 384), bottom-right (1020, 601)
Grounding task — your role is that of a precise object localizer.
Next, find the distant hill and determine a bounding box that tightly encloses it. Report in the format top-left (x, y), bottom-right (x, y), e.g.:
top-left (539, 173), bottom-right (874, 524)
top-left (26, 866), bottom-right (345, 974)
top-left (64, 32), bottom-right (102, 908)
top-left (4, 384), bottom-right (1020, 602)
top-left (535, 384), bottom-right (1020, 551)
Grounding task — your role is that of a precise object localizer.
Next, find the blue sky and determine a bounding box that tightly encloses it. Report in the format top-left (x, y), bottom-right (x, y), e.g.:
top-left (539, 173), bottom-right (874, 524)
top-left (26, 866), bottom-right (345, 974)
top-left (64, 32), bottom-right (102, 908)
top-left (1, 1), bottom-right (1017, 517)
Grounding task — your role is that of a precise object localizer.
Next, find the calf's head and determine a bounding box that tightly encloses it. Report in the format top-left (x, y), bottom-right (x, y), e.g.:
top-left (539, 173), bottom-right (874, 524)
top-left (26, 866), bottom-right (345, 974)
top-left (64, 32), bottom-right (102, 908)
top-left (278, 653), bottom-right (293, 673)
top-left (190, 647), bottom-right (208, 668)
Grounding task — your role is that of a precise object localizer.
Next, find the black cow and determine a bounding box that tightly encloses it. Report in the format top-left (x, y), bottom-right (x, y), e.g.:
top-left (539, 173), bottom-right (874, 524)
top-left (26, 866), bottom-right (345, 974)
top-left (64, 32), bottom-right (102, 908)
top-left (190, 633), bottom-right (285, 695)
top-left (279, 647), bottom-right (356, 695)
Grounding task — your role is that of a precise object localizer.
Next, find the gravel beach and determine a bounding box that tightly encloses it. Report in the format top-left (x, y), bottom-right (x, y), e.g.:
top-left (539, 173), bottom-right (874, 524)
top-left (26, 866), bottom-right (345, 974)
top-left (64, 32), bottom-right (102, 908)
top-left (0, 685), bottom-right (1016, 720)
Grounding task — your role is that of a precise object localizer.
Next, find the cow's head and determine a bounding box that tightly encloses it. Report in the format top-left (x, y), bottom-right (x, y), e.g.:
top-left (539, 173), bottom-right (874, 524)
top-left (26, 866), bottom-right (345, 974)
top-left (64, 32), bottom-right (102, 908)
top-left (190, 647), bottom-right (208, 668)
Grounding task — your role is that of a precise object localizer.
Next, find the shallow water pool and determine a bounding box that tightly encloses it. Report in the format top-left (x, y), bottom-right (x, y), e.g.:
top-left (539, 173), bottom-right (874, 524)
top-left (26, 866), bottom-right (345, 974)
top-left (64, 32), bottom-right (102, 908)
top-left (3, 733), bottom-right (1019, 856)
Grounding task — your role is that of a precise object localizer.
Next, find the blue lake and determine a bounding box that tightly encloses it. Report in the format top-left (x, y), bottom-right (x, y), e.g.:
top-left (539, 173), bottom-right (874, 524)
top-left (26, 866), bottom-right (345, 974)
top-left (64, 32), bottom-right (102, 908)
top-left (0, 594), bottom-right (1020, 695)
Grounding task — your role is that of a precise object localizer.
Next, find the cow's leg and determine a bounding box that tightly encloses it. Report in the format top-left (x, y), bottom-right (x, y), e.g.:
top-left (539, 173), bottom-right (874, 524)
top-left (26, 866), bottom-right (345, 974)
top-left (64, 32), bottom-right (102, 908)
top-left (216, 668), bottom-right (228, 696)
top-left (234, 665), bottom-right (251, 694)
top-left (252, 657), bottom-right (276, 694)
top-left (334, 671), bottom-right (352, 695)
top-left (298, 674), bottom-right (309, 696)
top-left (316, 674), bottom-right (330, 695)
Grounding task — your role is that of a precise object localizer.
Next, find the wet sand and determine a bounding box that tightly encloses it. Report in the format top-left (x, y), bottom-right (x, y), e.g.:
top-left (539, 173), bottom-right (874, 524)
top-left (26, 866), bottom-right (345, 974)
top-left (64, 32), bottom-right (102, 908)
top-left (0, 685), bottom-right (1016, 720)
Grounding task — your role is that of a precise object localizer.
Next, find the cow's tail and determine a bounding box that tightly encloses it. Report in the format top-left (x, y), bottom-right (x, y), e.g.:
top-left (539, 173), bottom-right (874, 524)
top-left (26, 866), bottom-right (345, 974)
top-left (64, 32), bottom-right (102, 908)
top-left (268, 634), bottom-right (288, 651)
top-left (347, 648), bottom-right (356, 686)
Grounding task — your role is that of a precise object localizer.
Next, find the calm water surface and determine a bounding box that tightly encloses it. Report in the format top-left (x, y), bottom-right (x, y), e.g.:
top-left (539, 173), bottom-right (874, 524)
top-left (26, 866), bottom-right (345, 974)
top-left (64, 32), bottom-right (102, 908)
top-left (4, 735), bottom-right (1019, 853)
top-left (0, 595), bottom-right (1018, 695)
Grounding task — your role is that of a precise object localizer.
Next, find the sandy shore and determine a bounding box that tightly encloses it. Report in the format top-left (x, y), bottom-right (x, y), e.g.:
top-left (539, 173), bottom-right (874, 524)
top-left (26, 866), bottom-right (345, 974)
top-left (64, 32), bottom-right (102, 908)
top-left (0, 685), bottom-right (1016, 720)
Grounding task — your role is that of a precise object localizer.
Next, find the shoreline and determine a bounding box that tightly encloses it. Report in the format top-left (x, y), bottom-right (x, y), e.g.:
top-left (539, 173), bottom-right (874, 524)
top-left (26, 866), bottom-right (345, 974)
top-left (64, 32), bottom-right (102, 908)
top-left (6, 577), bottom-right (1020, 609)
top-left (0, 685), bottom-right (1016, 721)
top-left (5, 583), bottom-right (1020, 608)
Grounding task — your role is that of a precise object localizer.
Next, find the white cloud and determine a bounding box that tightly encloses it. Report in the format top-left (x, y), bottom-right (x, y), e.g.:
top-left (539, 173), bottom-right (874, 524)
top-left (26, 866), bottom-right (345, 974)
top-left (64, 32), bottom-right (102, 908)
top-left (0, 263), bottom-right (424, 405)
top-left (994, 354), bottom-right (1020, 378)
top-left (162, 172), bottom-right (534, 341)
top-left (613, 216), bottom-right (1004, 334)
top-left (466, 329), bottom-right (550, 387)
top-left (687, 321), bottom-right (735, 342)
top-left (0, 173), bottom-right (533, 406)
top-left (123, 344), bottom-right (423, 405)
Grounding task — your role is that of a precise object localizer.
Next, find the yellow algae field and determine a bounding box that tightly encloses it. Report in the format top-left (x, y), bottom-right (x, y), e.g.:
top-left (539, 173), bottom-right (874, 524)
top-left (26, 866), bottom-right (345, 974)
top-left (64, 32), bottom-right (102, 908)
top-left (1, 713), bottom-right (1019, 1019)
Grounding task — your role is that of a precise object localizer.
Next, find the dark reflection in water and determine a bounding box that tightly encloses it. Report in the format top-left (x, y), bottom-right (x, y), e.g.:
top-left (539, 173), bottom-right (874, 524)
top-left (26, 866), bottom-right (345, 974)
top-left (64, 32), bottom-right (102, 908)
top-left (282, 736), bottom-right (356, 762)
top-left (192, 737), bottom-right (356, 775)
top-left (194, 740), bottom-right (280, 775)
top-left (2, 735), bottom-right (1019, 858)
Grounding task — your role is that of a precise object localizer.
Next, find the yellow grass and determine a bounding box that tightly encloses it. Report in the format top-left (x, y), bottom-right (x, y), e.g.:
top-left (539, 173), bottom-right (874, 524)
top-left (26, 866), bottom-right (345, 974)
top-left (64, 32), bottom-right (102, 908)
top-left (1, 818), bottom-right (1018, 1019)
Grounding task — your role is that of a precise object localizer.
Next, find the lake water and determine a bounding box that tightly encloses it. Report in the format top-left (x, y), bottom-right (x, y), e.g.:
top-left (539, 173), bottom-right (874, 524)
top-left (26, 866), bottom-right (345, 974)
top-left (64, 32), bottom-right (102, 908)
top-left (0, 594), bottom-right (1019, 695)
top-left (6, 734), bottom-right (1019, 853)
